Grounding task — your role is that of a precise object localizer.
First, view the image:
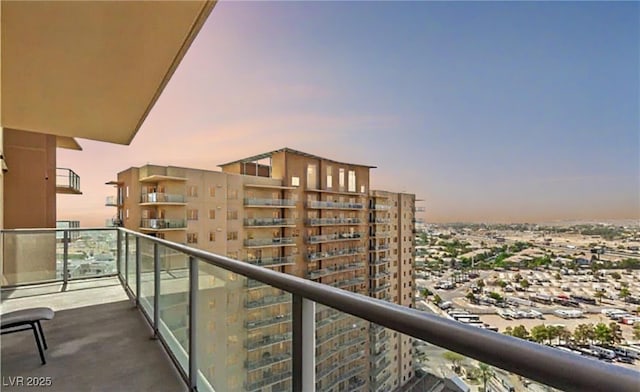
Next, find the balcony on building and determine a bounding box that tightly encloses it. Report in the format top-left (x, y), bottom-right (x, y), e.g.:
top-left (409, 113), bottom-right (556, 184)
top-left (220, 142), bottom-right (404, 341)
top-left (245, 293), bottom-right (291, 309)
top-left (306, 232), bottom-right (363, 244)
top-left (244, 198), bottom-right (296, 208)
top-left (55, 168), bottom-right (82, 194)
top-left (306, 262), bottom-right (365, 280)
top-left (328, 276), bottom-right (366, 290)
top-left (307, 201), bottom-right (364, 210)
top-left (246, 255), bottom-right (296, 268)
top-left (245, 332), bottom-right (292, 351)
top-left (245, 352), bottom-right (291, 371)
top-left (244, 217), bottom-right (296, 227)
top-left (371, 204), bottom-right (390, 211)
top-left (306, 247), bottom-right (365, 262)
top-left (139, 218), bottom-right (186, 231)
top-left (370, 231), bottom-right (390, 238)
top-left (245, 369), bottom-right (292, 392)
top-left (306, 218), bottom-right (362, 226)
top-left (105, 195), bottom-right (123, 207)
top-left (140, 192), bottom-right (187, 205)
top-left (370, 257), bottom-right (390, 265)
top-left (244, 237), bottom-right (296, 248)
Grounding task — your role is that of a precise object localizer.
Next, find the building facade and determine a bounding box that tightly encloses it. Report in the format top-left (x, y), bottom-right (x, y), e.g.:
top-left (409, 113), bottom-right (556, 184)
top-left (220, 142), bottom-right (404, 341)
top-left (110, 148), bottom-right (416, 392)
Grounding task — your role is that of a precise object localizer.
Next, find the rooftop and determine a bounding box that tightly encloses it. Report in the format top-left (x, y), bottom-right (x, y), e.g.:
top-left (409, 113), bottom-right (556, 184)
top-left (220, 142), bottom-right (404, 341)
top-left (217, 147), bottom-right (377, 169)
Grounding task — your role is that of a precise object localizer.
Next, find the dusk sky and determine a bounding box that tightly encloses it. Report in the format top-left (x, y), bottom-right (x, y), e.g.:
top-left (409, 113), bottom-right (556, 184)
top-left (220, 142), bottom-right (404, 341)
top-left (58, 1), bottom-right (639, 225)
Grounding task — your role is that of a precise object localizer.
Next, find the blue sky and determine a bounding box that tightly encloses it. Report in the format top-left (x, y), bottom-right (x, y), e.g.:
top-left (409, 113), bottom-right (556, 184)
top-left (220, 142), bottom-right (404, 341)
top-left (59, 1), bottom-right (639, 224)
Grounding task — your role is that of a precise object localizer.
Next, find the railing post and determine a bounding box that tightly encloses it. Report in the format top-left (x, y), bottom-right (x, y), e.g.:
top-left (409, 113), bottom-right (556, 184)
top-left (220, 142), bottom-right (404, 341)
top-left (62, 230), bottom-right (69, 284)
top-left (292, 295), bottom-right (315, 392)
top-left (116, 229), bottom-right (122, 278)
top-left (135, 236), bottom-right (141, 306)
top-left (124, 232), bottom-right (129, 286)
top-left (153, 242), bottom-right (160, 338)
top-left (188, 256), bottom-right (198, 391)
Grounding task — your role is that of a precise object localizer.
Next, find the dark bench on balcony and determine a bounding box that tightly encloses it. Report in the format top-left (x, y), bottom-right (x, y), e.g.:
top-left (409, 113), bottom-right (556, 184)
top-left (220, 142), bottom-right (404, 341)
top-left (1, 307), bottom-right (55, 365)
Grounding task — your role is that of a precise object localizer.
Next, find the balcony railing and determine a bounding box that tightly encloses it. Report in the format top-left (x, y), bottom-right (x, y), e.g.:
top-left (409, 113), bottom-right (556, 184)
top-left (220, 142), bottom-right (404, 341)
top-left (307, 201), bottom-right (364, 210)
top-left (105, 195), bottom-right (123, 206)
top-left (244, 218), bottom-right (296, 227)
top-left (246, 332), bottom-right (292, 351)
top-left (140, 219), bottom-right (186, 230)
top-left (245, 314), bottom-right (291, 330)
top-left (140, 193), bottom-right (186, 204)
top-left (306, 232), bottom-right (363, 244)
top-left (372, 204), bottom-right (390, 210)
top-left (245, 352), bottom-right (291, 370)
top-left (56, 168), bottom-right (81, 194)
top-left (370, 257), bottom-right (389, 265)
top-left (306, 218), bottom-right (362, 226)
top-left (244, 237), bottom-right (295, 247)
top-left (307, 247), bottom-right (365, 261)
top-left (245, 293), bottom-right (291, 309)
top-left (244, 198), bottom-right (296, 207)
top-left (246, 256), bottom-right (296, 267)
top-left (3, 226), bottom-right (638, 392)
top-left (306, 262), bottom-right (365, 279)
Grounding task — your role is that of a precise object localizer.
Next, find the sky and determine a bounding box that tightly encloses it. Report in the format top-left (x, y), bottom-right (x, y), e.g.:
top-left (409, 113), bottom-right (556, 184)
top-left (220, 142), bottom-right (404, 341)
top-left (58, 1), bottom-right (640, 225)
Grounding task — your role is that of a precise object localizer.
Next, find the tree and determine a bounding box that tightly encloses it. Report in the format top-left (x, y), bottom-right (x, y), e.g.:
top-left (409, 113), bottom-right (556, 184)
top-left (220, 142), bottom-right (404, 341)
top-left (466, 292), bottom-right (477, 303)
top-left (475, 363), bottom-right (494, 392)
top-left (634, 324), bottom-right (640, 340)
top-left (514, 273), bottom-right (523, 283)
top-left (422, 288), bottom-right (432, 298)
top-left (531, 325), bottom-right (550, 344)
top-left (557, 326), bottom-right (572, 345)
top-left (554, 272), bottom-right (562, 280)
top-left (619, 287), bottom-right (631, 302)
top-left (594, 290), bottom-right (606, 304)
top-left (442, 351), bottom-right (465, 373)
top-left (609, 322), bottom-right (623, 345)
top-left (511, 325), bottom-right (530, 340)
top-left (594, 323), bottom-right (612, 345)
top-left (610, 272), bottom-right (622, 280)
top-left (433, 294), bottom-right (442, 305)
top-left (477, 279), bottom-right (485, 289)
top-left (520, 279), bottom-right (530, 289)
top-left (573, 324), bottom-right (595, 345)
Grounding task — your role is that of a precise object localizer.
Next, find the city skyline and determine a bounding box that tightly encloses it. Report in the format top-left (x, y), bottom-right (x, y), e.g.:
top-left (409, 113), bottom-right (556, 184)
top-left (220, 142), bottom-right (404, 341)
top-left (57, 1), bottom-right (639, 225)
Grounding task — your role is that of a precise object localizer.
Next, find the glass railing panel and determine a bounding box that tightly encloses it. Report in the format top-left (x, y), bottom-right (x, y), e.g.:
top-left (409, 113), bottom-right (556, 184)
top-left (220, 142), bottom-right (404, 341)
top-left (138, 237), bottom-right (155, 317)
top-left (157, 243), bottom-right (190, 374)
top-left (64, 229), bottom-right (117, 280)
top-left (196, 260), bottom-right (292, 392)
top-left (315, 305), bottom-right (369, 392)
top-left (2, 231), bottom-right (59, 285)
top-left (126, 233), bottom-right (137, 293)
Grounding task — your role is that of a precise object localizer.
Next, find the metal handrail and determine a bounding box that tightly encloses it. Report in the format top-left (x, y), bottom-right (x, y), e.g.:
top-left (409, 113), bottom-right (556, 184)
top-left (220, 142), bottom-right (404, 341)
top-left (2, 226), bottom-right (639, 392)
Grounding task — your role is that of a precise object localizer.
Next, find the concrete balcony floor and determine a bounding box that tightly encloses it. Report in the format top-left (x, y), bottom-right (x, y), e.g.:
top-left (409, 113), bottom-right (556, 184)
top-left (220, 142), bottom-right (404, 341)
top-left (1, 277), bottom-right (186, 392)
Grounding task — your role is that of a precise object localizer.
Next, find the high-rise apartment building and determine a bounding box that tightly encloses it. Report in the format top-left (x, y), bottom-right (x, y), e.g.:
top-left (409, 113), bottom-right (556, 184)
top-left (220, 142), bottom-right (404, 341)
top-left (109, 148), bottom-right (416, 392)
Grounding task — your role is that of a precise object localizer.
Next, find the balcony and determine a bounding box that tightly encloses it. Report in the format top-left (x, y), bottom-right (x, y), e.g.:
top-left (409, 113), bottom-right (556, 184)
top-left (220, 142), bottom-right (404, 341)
top-left (245, 314), bottom-right (291, 330)
top-left (139, 219), bottom-right (186, 231)
top-left (243, 237), bottom-right (296, 248)
top-left (370, 283), bottom-right (391, 293)
top-left (306, 232), bottom-right (363, 244)
top-left (245, 293), bottom-right (291, 309)
top-left (245, 352), bottom-right (291, 370)
top-left (55, 168), bottom-right (81, 194)
top-left (317, 350), bottom-right (365, 381)
top-left (307, 201), bottom-right (364, 210)
top-left (1, 227), bottom-right (637, 392)
top-left (246, 332), bottom-right (292, 351)
top-left (370, 231), bottom-right (390, 238)
top-left (306, 218), bottom-right (362, 226)
top-left (140, 193), bottom-right (186, 205)
top-left (307, 247), bottom-right (365, 261)
top-left (244, 218), bottom-right (296, 227)
top-left (244, 198), bottom-right (296, 208)
top-left (330, 277), bottom-right (366, 290)
top-left (105, 195), bottom-right (123, 207)
top-left (245, 369), bottom-right (292, 392)
top-left (372, 204), bottom-right (390, 210)
top-left (246, 256), bottom-right (296, 267)
top-left (306, 262), bottom-right (365, 280)
top-left (370, 244), bottom-right (390, 251)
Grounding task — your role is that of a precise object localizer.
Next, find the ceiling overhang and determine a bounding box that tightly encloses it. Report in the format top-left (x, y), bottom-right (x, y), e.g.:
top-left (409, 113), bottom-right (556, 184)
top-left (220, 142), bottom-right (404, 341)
top-left (1, 0), bottom-right (215, 145)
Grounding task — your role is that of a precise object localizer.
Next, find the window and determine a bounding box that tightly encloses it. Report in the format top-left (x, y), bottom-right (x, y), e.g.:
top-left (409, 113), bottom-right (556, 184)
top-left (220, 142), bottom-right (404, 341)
top-left (348, 170), bottom-right (356, 192)
top-left (187, 185), bottom-right (198, 197)
top-left (306, 164), bottom-right (317, 188)
top-left (209, 232), bottom-right (216, 242)
top-left (209, 209), bottom-right (216, 219)
top-left (227, 210), bottom-right (238, 220)
top-left (187, 233), bottom-right (198, 244)
top-left (326, 166), bottom-right (332, 189)
top-left (227, 231), bottom-right (238, 241)
top-left (187, 209), bottom-right (198, 220)
top-left (125, 209), bottom-right (129, 219)
top-left (360, 185), bottom-right (365, 193)
top-left (209, 186), bottom-right (216, 197)
top-left (339, 168), bottom-right (345, 190)
top-left (125, 186), bottom-right (129, 198)
top-left (227, 189), bottom-right (238, 200)
top-left (291, 176), bottom-right (300, 186)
